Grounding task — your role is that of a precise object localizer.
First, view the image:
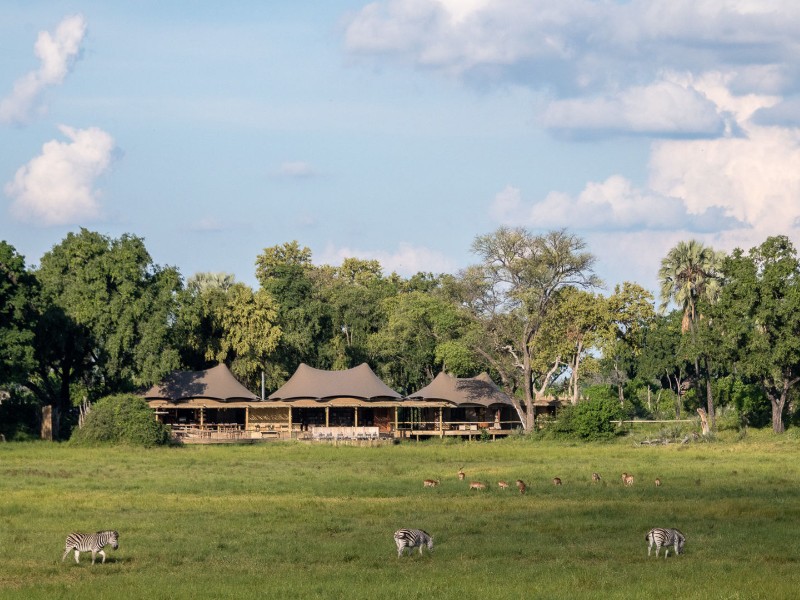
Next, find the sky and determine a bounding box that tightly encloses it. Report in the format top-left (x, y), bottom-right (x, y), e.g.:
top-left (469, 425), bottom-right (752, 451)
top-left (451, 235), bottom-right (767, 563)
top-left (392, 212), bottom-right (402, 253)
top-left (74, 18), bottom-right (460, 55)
top-left (2, 1), bottom-right (799, 296)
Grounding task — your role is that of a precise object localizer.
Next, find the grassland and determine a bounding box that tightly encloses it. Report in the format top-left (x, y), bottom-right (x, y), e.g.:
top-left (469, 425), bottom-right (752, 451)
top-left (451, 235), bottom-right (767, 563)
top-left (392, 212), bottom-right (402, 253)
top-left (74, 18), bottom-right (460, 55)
top-left (2, 432), bottom-right (800, 599)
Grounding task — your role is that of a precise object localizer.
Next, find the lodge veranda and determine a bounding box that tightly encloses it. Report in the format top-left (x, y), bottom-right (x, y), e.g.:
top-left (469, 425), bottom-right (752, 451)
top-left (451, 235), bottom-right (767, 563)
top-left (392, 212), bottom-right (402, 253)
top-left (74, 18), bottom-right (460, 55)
top-left (145, 363), bottom-right (560, 443)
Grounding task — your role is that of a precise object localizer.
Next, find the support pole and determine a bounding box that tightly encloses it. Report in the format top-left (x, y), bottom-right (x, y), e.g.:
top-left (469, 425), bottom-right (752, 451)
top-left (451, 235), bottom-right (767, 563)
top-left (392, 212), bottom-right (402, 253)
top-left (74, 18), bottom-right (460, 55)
top-left (325, 406), bottom-right (329, 427)
top-left (354, 407), bottom-right (358, 427)
top-left (288, 407), bottom-right (293, 439)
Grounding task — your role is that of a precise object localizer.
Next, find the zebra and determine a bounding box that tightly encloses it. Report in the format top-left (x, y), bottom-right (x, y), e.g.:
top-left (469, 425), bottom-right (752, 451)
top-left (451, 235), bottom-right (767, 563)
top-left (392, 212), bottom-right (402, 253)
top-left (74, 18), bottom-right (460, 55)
top-left (394, 528), bottom-right (433, 557)
top-left (62, 530), bottom-right (119, 564)
top-left (645, 528), bottom-right (685, 558)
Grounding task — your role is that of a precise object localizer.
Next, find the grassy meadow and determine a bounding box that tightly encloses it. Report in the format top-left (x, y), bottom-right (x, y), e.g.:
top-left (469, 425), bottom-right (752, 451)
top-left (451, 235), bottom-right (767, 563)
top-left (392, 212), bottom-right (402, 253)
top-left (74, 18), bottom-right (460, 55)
top-left (2, 432), bottom-right (800, 599)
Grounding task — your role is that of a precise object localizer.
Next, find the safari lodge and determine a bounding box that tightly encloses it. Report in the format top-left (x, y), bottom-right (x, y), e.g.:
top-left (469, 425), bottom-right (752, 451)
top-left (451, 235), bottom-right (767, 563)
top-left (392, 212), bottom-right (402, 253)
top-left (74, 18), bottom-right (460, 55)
top-left (144, 363), bottom-right (558, 442)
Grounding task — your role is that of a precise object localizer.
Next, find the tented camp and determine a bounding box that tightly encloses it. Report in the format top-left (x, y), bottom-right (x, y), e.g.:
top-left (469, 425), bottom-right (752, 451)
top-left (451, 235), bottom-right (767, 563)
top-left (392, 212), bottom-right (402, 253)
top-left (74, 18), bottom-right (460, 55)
top-left (406, 372), bottom-right (522, 438)
top-left (144, 364), bottom-right (261, 440)
top-left (258, 362), bottom-right (440, 436)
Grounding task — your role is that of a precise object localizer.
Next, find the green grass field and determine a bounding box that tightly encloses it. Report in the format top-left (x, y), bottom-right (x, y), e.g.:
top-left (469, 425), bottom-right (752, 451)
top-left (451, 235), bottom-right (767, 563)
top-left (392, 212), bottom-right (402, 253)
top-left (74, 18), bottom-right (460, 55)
top-left (2, 433), bottom-right (800, 599)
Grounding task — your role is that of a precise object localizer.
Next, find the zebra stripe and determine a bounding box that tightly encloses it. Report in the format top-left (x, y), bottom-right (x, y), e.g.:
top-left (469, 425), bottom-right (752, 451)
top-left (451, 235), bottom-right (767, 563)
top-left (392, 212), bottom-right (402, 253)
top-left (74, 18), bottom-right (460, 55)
top-left (394, 528), bottom-right (433, 557)
top-left (62, 530), bottom-right (119, 564)
top-left (646, 528), bottom-right (685, 558)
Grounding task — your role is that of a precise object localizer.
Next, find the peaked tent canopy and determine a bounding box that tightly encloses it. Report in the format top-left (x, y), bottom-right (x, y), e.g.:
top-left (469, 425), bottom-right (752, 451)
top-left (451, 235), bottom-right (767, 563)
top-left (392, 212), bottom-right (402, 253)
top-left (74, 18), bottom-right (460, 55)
top-left (268, 363), bottom-right (401, 402)
top-left (144, 363), bottom-right (259, 403)
top-left (408, 372), bottom-right (515, 408)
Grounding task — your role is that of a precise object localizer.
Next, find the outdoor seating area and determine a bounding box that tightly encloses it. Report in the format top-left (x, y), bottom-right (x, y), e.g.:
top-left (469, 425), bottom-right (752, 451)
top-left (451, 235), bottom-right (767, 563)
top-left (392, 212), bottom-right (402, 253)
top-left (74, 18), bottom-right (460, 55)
top-left (310, 426), bottom-right (380, 441)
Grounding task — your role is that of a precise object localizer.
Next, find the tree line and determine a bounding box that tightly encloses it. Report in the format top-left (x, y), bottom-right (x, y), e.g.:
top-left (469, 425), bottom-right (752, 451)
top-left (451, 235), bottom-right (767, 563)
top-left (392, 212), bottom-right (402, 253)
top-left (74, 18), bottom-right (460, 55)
top-left (1, 227), bottom-right (799, 439)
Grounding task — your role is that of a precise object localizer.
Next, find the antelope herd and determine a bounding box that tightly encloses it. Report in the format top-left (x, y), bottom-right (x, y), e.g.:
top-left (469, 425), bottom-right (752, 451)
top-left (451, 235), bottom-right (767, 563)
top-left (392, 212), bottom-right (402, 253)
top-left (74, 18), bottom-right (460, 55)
top-left (422, 470), bottom-right (665, 492)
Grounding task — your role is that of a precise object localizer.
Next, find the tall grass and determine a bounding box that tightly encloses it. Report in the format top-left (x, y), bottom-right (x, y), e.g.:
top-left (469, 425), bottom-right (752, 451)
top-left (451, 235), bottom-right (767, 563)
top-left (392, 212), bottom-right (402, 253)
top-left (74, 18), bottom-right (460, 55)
top-left (2, 434), bottom-right (799, 599)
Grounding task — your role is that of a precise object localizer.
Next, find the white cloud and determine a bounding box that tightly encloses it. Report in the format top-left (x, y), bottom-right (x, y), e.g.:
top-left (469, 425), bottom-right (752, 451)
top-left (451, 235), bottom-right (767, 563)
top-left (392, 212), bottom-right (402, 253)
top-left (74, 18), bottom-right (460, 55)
top-left (277, 161), bottom-right (317, 178)
top-left (344, 1), bottom-right (800, 138)
top-left (5, 125), bottom-right (116, 226)
top-left (541, 79), bottom-right (726, 138)
top-left (0, 14), bottom-right (87, 125)
top-left (490, 177), bottom-right (741, 233)
top-left (318, 242), bottom-right (456, 276)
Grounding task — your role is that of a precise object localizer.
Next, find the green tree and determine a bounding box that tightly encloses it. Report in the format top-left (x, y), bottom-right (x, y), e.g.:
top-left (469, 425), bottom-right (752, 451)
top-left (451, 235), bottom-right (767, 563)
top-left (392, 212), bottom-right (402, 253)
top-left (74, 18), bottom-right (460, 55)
top-left (369, 287), bottom-right (477, 393)
top-left (255, 242), bottom-right (332, 383)
top-left (0, 242), bottom-right (37, 387)
top-left (463, 228), bottom-right (601, 432)
top-left (658, 240), bottom-right (724, 429)
top-left (713, 236), bottom-right (800, 433)
top-left (30, 229), bottom-right (182, 437)
top-left (312, 258), bottom-right (394, 371)
top-left (600, 283), bottom-right (656, 406)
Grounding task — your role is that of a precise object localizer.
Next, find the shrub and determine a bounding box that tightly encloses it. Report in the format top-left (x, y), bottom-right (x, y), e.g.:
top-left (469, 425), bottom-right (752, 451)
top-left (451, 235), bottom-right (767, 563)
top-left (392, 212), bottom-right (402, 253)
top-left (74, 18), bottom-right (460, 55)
top-left (70, 394), bottom-right (171, 447)
top-left (551, 396), bottom-right (624, 441)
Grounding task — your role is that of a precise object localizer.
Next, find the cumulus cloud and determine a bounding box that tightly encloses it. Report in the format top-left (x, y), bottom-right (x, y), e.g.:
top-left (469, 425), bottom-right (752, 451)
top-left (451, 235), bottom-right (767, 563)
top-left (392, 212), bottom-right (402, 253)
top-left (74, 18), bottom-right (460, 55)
top-left (541, 79), bottom-right (727, 138)
top-left (318, 242), bottom-right (456, 276)
top-left (5, 125), bottom-right (116, 226)
top-left (490, 178), bottom-right (741, 234)
top-left (344, 0), bottom-right (800, 138)
top-left (0, 14), bottom-right (87, 125)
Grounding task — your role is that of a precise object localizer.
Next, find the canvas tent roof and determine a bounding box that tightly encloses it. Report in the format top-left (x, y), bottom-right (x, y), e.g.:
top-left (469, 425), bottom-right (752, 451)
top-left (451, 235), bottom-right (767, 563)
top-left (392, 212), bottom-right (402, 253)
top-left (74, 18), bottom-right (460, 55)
top-left (143, 363), bottom-right (259, 403)
top-left (268, 363), bottom-right (401, 402)
top-left (407, 372), bottom-right (515, 408)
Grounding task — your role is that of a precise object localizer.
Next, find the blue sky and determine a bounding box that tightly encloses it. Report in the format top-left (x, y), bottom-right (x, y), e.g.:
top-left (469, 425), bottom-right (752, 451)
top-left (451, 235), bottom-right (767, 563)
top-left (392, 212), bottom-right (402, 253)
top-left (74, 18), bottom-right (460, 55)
top-left (2, 1), bottom-right (799, 295)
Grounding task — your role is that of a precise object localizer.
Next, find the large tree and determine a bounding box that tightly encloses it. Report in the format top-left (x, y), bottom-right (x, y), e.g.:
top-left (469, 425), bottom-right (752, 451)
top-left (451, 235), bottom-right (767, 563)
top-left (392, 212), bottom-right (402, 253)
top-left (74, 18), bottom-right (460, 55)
top-left (600, 282), bottom-right (656, 406)
top-left (658, 240), bottom-right (724, 429)
top-left (713, 236), bottom-right (800, 433)
top-left (30, 229), bottom-right (182, 437)
top-left (255, 242), bottom-right (332, 384)
top-left (0, 242), bottom-right (37, 388)
top-left (463, 228), bottom-right (601, 432)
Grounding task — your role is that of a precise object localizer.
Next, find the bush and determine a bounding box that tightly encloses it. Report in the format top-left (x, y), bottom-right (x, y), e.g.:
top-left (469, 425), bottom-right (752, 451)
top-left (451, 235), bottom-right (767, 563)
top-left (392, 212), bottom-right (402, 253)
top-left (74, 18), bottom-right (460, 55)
top-left (551, 396), bottom-right (624, 441)
top-left (70, 394), bottom-right (171, 447)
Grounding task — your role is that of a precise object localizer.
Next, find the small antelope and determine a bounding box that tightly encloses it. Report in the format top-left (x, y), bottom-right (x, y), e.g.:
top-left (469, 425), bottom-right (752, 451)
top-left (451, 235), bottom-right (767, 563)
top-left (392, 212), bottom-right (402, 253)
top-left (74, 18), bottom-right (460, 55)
top-left (591, 472), bottom-right (601, 483)
top-left (515, 479), bottom-right (527, 494)
top-left (497, 480), bottom-right (509, 490)
top-left (458, 468), bottom-right (465, 481)
top-left (622, 472), bottom-right (634, 486)
top-left (552, 477), bottom-right (562, 486)
top-left (654, 478), bottom-right (662, 487)
top-left (469, 481), bottom-right (486, 491)
top-left (423, 479), bottom-right (440, 488)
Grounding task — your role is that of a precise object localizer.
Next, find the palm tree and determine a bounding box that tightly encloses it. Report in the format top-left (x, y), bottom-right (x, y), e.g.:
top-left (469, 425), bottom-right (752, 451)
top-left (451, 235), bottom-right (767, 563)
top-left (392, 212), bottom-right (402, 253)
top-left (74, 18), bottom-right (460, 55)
top-left (657, 240), bottom-right (724, 429)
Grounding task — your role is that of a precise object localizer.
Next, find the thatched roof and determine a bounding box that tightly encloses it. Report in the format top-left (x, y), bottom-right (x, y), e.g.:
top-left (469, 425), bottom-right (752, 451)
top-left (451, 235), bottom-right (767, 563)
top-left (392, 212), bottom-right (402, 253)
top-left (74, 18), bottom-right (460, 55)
top-left (143, 364), bottom-right (259, 403)
top-left (268, 363), bottom-right (401, 402)
top-left (408, 372), bottom-right (515, 408)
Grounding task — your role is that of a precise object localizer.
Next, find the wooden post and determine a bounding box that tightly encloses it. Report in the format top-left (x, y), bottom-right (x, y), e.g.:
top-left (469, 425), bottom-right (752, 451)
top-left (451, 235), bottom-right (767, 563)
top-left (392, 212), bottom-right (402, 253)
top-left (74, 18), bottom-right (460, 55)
top-left (438, 408), bottom-right (443, 431)
top-left (325, 406), bottom-right (329, 427)
top-left (245, 406), bottom-right (250, 431)
top-left (394, 407), bottom-right (399, 432)
top-left (288, 407), bottom-right (293, 438)
top-left (200, 406), bottom-right (205, 428)
top-left (354, 407), bottom-right (359, 427)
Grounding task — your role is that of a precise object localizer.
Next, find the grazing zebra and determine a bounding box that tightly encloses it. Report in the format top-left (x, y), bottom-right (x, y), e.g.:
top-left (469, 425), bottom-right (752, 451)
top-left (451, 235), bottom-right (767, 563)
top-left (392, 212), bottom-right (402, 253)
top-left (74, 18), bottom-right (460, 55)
top-left (592, 472), bottom-right (602, 483)
top-left (646, 528), bottom-right (685, 558)
top-left (515, 479), bottom-right (527, 494)
top-left (62, 530), bottom-right (119, 564)
top-left (394, 528), bottom-right (433, 557)
top-left (423, 479), bottom-right (440, 487)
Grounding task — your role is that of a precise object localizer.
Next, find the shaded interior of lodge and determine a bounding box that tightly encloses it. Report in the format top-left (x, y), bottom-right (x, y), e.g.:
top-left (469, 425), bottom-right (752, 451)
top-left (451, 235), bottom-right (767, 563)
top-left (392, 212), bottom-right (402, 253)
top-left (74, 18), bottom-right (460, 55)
top-left (144, 363), bottom-right (560, 442)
